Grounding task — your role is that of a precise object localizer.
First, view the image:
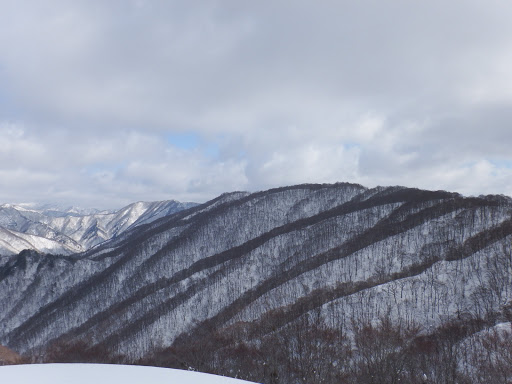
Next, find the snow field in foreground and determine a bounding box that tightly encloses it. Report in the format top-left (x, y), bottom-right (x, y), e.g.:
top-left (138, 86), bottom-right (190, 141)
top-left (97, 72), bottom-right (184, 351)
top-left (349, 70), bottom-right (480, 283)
top-left (0, 363), bottom-right (259, 384)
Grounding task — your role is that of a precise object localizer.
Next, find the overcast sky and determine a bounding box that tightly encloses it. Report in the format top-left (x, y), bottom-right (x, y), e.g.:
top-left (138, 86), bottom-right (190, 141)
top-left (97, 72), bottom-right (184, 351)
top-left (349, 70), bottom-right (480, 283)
top-left (1, 0), bottom-right (512, 209)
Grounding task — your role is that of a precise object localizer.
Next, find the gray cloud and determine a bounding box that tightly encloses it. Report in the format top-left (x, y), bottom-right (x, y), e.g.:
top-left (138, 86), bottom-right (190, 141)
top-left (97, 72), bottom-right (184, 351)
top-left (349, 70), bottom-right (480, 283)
top-left (1, 0), bottom-right (512, 208)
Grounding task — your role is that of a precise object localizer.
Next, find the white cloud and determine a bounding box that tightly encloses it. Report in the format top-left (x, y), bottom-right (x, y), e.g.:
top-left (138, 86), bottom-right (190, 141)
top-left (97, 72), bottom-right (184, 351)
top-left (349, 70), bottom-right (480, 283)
top-left (0, 1), bottom-right (512, 207)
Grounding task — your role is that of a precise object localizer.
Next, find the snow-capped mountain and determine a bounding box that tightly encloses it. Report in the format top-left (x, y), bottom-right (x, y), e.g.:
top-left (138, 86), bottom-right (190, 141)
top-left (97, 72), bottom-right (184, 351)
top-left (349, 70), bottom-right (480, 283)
top-left (0, 200), bottom-right (197, 255)
top-left (0, 183), bottom-right (511, 382)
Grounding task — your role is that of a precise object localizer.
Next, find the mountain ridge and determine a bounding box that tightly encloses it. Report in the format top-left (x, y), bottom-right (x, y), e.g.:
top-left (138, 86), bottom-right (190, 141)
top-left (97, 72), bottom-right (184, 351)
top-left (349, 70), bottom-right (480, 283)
top-left (0, 200), bottom-right (198, 256)
top-left (1, 182), bottom-right (511, 382)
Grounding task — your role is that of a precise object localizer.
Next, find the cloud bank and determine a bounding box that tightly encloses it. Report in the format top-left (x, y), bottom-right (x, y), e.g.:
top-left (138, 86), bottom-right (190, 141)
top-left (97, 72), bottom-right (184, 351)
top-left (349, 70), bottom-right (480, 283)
top-left (1, 0), bottom-right (512, 208)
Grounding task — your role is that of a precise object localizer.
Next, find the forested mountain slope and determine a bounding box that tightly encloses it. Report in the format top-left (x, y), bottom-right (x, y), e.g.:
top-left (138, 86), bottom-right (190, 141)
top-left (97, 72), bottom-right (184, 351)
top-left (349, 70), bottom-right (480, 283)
top-left (1, 182), bottom-right (511, 382)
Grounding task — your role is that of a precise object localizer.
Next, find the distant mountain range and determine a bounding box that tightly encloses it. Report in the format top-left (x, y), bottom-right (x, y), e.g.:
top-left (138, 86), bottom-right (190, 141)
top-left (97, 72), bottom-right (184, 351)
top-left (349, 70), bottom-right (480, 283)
top-left (0, 200), bottom-right (197, 255)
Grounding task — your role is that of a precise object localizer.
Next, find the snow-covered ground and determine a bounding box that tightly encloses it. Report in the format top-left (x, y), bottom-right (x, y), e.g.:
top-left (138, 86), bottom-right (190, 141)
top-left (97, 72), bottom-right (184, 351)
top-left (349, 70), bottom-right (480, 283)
top-left (0, 364), bottom-right (258, 384)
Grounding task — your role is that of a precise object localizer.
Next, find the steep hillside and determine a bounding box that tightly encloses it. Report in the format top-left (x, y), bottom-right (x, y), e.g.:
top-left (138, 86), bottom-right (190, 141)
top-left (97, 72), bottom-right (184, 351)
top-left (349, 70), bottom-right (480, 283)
top-left (1, 182), bottom-right (511, 382)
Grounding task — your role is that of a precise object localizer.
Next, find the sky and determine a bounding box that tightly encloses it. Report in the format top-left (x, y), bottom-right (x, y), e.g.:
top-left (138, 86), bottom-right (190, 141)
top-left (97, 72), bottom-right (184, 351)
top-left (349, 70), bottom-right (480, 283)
top-left (1, 0), bottom-right (512, 209)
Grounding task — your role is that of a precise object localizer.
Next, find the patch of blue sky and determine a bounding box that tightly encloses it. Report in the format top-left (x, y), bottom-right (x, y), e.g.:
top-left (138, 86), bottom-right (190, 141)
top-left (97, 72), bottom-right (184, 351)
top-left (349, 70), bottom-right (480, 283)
top-left (204, 143), bottom-right (220, 158)
top-left (165, 132), bottom-right (221, 158)
top-left (489, 159), bottom-right (512, 169)
top-left (165, 132), bottom-right (199, 150)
